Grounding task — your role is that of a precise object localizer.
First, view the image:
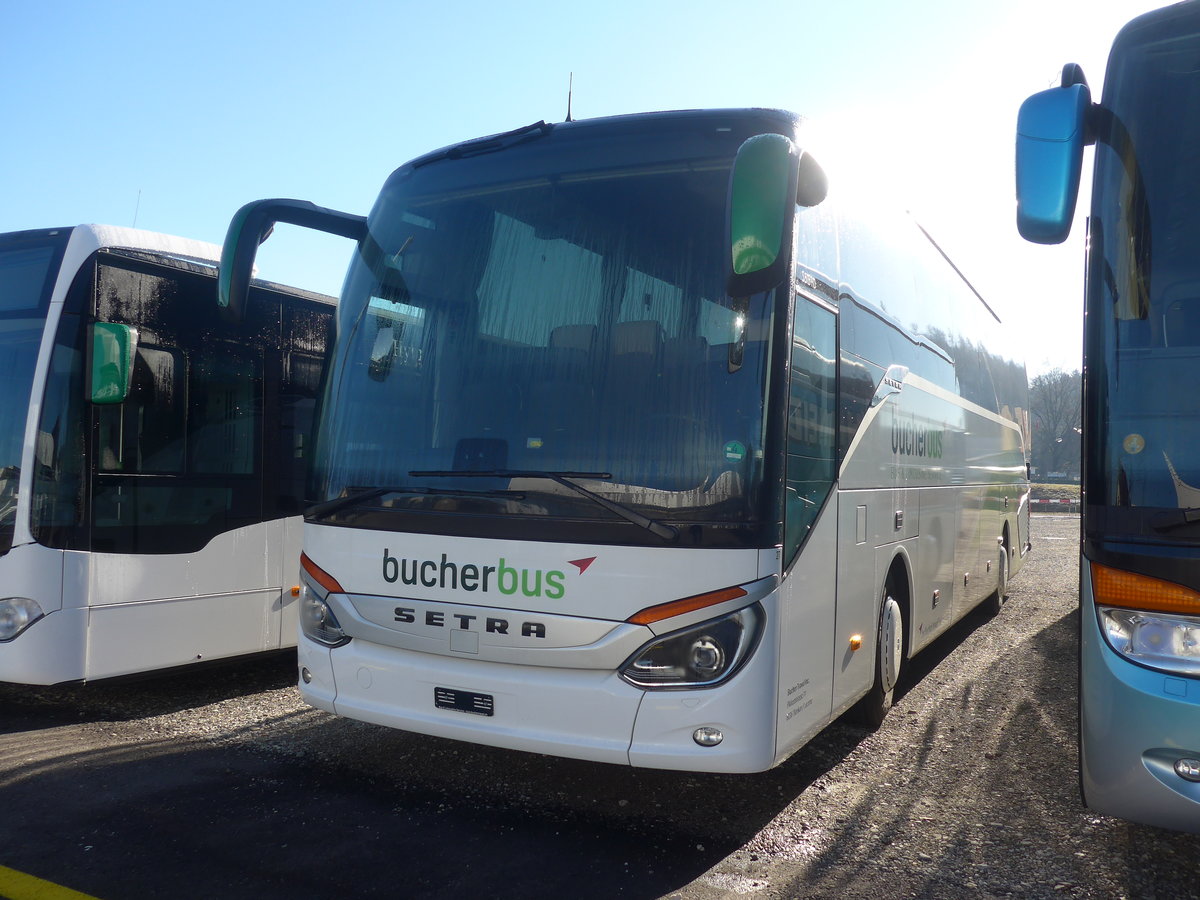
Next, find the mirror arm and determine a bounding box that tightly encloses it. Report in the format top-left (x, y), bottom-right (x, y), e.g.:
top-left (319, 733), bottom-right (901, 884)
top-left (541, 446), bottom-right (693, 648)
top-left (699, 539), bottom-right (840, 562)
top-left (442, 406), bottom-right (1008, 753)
top-left (219, 199), bottom-right (367, 321)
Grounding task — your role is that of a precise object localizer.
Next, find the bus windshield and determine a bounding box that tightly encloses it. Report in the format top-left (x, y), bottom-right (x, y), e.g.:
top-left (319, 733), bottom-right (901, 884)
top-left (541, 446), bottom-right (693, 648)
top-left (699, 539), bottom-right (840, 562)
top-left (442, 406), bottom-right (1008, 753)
top-left (313, 117), bottom-right (783, 542)
top-left (1087, 14), bottom-right (1200, 542)
top-left (0, 233), bottom-right (66, 555)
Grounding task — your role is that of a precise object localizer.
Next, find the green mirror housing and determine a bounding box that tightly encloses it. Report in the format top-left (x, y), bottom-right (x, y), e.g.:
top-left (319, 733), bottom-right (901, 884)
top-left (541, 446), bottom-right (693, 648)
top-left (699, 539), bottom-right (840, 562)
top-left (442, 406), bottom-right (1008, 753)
top-left (726, 133), bottom-right (826, 297)
top-left (90, 323), bottom-right (137, 405)
top-left (219, 198), bottom-right (369, 321)
top-left (727, 133), bottom-right (798, 297)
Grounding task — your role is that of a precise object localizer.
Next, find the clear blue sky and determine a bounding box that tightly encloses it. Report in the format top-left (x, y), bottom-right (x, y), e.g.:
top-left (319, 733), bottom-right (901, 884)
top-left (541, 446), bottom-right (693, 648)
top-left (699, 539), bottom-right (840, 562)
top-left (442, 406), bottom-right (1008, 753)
top-left (0, 0), bottom-right (1165, 375)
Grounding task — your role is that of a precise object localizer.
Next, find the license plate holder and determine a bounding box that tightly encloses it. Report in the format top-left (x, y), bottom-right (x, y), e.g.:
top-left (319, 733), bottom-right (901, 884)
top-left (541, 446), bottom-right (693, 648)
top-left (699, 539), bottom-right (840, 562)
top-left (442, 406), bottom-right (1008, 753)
top-left (434, 687), bottom-right (494, 717)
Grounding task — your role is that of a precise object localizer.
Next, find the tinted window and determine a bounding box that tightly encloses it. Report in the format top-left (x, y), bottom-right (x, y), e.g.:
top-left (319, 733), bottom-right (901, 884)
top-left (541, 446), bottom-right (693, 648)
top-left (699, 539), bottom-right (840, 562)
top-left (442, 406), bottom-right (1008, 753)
top-left (315, 116), bottom-right (782, 546)
top-left (0, 231), bottom-right (68, 555)
top-left (32, 252), bottom-right (333, 553)
top-left (1086, 9), bottom-right (1200, 540)
top-left (785, 295), bottom-right (837, 561)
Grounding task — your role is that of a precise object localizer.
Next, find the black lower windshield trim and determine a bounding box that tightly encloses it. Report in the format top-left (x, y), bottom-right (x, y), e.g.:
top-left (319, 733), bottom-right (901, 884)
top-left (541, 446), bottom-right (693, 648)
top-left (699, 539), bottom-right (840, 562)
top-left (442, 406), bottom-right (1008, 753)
top-left (1085, 533), bottom-right (1200, 594)
top-left (305, 508), bottom-right (772, 550)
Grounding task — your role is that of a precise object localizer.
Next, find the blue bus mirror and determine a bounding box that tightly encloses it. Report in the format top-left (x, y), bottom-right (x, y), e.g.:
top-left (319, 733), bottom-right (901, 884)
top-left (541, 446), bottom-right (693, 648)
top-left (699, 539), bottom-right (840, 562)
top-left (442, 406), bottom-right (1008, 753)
top-left (219, 198), bottom-right (368, 321)
top-left (89, 322), bottom-right (138, 405)
top-left (1016, 81), bottom-right (1092, 244)
top-left (727, 133), bottom-right (800, 297)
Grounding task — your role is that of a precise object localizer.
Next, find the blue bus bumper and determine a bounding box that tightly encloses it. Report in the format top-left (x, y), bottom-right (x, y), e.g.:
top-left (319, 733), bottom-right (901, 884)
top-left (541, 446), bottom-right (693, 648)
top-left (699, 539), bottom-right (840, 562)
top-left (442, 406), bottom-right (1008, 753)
top-left (1080, 592), bottom-right (1200, 833)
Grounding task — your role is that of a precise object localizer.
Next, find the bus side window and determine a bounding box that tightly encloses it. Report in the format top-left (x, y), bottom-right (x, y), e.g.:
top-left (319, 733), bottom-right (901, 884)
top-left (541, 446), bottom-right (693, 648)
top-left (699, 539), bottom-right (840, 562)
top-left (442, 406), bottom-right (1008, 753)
top-left (785, 296), bottom-right (837, 562)
top-left (97, 346), bottom-right (185, 473)
top-left (187, 349), bottom-right (260, 475)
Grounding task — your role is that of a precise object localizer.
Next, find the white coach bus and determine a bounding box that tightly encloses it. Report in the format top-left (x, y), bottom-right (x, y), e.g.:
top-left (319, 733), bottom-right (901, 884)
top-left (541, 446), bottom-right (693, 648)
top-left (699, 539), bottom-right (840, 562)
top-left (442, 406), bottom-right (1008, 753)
top-left (220, 108), bottom-right (1030, 772)
top-left (0, 225), bottom-right (334, 684)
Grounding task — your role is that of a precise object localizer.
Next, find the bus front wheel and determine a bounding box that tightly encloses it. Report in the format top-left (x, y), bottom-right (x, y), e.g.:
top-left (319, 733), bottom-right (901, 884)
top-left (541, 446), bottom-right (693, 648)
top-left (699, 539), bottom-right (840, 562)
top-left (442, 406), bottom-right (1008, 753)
top-left (856, 588), bottom-right (904, 729)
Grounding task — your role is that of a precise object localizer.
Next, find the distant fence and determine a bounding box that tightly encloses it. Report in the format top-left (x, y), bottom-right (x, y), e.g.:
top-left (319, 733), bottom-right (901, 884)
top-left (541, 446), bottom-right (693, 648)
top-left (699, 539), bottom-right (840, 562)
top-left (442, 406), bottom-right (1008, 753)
top-left (1030, 498), bottom-right (1080, 513)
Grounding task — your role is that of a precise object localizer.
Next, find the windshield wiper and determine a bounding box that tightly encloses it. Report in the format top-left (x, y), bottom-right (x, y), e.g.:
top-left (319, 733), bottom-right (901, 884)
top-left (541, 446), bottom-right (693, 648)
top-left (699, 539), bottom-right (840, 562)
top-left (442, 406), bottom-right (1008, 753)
top-left (1150, 508), bottom-right (1200, 533)
top-left (307, 487), bottom-right (398, 520)
top-left (410, 469), bottom-right (679, 543)
top-left (306, 485), bottom-right (518, 521)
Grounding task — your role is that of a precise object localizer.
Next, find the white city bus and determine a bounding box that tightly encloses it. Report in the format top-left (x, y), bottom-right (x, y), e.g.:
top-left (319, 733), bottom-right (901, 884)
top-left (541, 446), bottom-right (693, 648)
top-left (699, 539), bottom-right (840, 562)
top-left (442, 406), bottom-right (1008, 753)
top-left (1017, 1), bottom-right (1200, 832)
top-left (0, 225), bottom-right (334, 684)
top-left (222, 108), bottom-right (1030, 772)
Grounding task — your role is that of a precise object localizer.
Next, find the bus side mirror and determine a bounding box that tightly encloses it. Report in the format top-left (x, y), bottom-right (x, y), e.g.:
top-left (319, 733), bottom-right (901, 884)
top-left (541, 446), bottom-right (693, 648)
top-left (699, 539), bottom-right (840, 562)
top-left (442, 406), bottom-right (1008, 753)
top-left (219, 198), bottom-right (369, 321)
top-left (1016, 80), bottom-right (1092, 244)
top-left (89, 323), bottom-right (137, 405)
top-left (726, 133), bottom-right (803, 297)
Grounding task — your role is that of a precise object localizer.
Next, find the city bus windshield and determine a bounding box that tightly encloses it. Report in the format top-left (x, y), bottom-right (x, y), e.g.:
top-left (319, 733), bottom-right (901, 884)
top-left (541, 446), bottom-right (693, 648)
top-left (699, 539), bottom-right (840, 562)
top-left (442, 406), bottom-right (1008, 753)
top-left (1087, 16), bottom-right (1200, 542)
top-left (0, 231), bottom-right (67, 554)
top-left (313, 115), bottom-right (786, 543)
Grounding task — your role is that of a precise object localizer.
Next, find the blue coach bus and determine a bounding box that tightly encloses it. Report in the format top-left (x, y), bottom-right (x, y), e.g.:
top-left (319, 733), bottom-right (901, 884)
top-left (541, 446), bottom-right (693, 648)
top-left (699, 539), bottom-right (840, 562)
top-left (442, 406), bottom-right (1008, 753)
top-left (1017, 0), bottom-right (1200, 832)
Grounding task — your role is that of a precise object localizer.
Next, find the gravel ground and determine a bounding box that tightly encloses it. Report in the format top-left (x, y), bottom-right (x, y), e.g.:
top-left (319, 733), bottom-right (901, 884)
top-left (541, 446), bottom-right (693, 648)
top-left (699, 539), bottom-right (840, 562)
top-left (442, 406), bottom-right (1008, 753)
top-left (3, 514), bottom-right (1198, 899)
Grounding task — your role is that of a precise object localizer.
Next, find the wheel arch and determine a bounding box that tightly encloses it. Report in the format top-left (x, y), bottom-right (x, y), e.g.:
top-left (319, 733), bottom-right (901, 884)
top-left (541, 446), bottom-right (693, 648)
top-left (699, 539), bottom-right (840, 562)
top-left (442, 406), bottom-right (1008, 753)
top-left (882, 546), bottom-right (914, 660)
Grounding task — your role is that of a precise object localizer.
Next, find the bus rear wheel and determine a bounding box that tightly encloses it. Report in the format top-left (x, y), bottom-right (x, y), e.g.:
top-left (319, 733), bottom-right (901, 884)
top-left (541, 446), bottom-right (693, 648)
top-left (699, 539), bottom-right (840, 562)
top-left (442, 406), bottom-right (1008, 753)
top-left (986, 534), bottom-right (1010, 617)
top-left (856, 588), bottom-right (904, 729)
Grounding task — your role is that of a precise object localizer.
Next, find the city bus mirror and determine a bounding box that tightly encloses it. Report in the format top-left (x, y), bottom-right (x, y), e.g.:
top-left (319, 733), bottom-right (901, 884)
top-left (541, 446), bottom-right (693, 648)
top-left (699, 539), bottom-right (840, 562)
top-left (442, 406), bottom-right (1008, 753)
top-left (726, 133), bottom-right (799, 297)
top-left (89, 323), bottom-right (138, 405)
top-left (1016, 81), bottom-right (1092, 244)
top-left (219, 198), bottom-right (368, 321)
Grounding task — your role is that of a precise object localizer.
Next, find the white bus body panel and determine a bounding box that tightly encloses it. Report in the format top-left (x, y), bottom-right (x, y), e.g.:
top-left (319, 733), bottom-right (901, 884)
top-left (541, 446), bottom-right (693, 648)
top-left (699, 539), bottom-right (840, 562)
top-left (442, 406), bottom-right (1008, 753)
top-left (302, 600), bottom-right (785, 773)
top-left (305, 525), bottom-right (767, 620)
top-left (828, 366), bottom-right (1026, 714)
top-left (0, 542), bottom-right (77, 683)
top-left (772, 499), bottom-right (838, 761)
top-left (300, 526), bottom-right (791, 771)
top-left (0, 519), bottom-right (301, 684)
top-left (78, 519), bottom-right (300, 681)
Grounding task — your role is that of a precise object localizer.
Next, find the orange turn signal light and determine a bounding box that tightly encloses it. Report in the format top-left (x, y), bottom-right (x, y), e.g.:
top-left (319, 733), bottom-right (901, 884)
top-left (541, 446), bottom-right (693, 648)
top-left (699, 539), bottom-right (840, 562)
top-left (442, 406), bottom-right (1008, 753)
top-left (301, 552), bottom-right (345, 595)
top-left (1091, 562), bottom-right (1200, 615)
top-left (627, 586), bottom-right (748, 625)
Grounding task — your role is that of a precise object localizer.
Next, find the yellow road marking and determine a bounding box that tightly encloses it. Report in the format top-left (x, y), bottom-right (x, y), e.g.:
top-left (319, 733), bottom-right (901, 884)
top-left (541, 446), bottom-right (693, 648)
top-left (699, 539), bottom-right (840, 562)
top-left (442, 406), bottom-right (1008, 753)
top-left (0, 866), bottom-right (101, 900)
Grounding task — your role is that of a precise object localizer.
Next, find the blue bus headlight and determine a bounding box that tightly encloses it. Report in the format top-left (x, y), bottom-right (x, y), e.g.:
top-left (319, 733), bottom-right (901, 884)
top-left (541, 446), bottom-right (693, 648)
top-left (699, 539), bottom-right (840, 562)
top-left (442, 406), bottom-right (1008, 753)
top-left (620, 604), bottom-right (763, 689)
top-left (0, 597), bottom-right (44, 642)
top-left (1099, 607), bottom-right (1200, 676)
top-left (299, 583), bottom-right (350, 648)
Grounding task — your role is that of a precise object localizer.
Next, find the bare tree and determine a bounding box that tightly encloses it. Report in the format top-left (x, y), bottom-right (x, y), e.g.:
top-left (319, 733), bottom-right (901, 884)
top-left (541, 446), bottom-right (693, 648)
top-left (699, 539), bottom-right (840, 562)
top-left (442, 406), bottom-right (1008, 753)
top-left (1030, 368), bottom-right (1082, 479)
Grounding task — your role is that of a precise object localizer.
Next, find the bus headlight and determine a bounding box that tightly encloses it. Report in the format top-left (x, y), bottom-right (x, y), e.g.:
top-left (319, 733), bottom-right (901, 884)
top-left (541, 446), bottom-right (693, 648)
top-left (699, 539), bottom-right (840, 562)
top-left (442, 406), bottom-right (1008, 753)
top-left (0, 597), bottom-right (44, 642)
top-left (299, 584), bottom-right (350, 648)
top-left (1099, 607), bottom-right (1200, 676)
top-left (620, 604), bottom-right (763, 689)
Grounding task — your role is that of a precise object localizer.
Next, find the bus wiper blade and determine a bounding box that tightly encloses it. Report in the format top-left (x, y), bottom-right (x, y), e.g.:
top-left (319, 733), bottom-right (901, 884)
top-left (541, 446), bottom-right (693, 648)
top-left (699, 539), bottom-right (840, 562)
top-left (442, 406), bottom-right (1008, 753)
top-left (306, 487), bottom-right (402, 520)
top-left (307, 484), bottom-right (522, 521)
top-left (411, 469), bottom-right (679, 543)
top-left (1150, 508), bottom-right (1200, 532)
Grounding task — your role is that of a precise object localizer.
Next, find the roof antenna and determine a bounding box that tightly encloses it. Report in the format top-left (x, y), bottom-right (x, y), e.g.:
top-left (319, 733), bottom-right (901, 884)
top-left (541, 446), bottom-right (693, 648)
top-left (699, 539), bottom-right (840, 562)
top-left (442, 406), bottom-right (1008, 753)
top-left (566, 72), bottom-right (574, 122)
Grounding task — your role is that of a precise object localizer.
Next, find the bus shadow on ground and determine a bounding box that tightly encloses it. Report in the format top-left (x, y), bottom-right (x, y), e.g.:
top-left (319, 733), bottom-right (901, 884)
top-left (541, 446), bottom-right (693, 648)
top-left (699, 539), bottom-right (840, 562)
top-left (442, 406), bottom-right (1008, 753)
top-left (208, 602), bottom-right (1019, 898)
top-left (0, 597), bottom-right (1044, 900)
top-left (0, 651), bottom-right (298, 732)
